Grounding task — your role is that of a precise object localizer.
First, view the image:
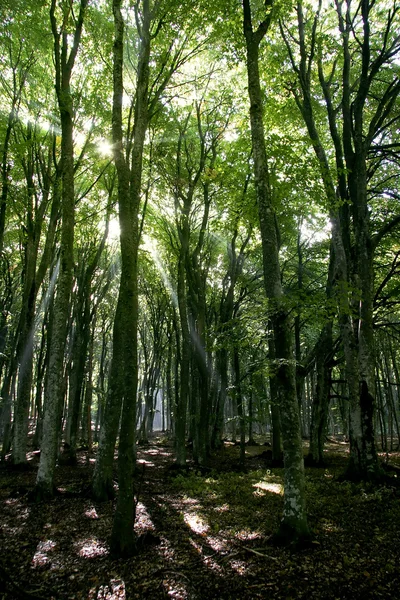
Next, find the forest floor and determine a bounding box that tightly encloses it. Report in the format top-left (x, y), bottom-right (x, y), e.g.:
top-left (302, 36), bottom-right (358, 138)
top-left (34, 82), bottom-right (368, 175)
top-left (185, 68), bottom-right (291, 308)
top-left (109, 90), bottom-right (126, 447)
top-left (1, 438), bottom-right (400, 600)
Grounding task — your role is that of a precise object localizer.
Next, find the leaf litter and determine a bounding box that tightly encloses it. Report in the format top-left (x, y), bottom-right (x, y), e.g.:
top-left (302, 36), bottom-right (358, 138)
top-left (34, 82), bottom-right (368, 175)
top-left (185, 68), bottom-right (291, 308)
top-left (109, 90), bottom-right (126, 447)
top-left (0, 438), bottom-right (400, 599)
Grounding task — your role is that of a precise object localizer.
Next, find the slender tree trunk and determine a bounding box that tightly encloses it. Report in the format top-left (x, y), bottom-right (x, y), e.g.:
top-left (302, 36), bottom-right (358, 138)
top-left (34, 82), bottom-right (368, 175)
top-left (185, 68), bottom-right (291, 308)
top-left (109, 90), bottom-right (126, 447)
top-left (233, 347), bottom-right (246, 468)
top-left (175, 241), bottom-right (190, 466)
top-left (308, 322), bottom-right (333, 465)
top-left (166, 323), bottom-right (173, 432)
top-left (268, 333), bottom-right (282, 462)
top-left (0, 111), bottom-right (16, 254)
top-left (12, 235), bottom-right (37, 465)
top-left (213, 348), bottom-right (228, 448)
top-left (109, 0), bottom-right (150, 556)
top-left (248, 372), bottom-right (255, 445)
top-left (92, 295), bottom-right (124, 500)
top-left (33, 0), bottom-right (88, 500)
top-left (0, 370), bottom-right (16, 460)
top-left (243, 0), bottom-right (309, 541)
top-left (83, 324), bottom-right (94, 453)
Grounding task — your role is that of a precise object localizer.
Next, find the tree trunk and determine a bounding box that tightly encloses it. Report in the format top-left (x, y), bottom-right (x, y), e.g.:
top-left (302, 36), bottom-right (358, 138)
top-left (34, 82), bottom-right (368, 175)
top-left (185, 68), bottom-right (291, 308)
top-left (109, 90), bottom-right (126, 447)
top-left (212, 348), bottom-right (228, 449)
top-left (33, 0), bottom-right (88, 500)
top-left (243, 0), bottom-right (309, 542)
top-left (308, 322), bottom-right (333, 465)
top-left (92, 294), bottom-right (124, 501)
top-left (175, 234), bottom-right (190, 466)
top-left (268, 333), bottom-right (282, 462)
top-left (233, 347), bottom-right (246, 468)
top-left (109, 0), bottom-right (150, 556)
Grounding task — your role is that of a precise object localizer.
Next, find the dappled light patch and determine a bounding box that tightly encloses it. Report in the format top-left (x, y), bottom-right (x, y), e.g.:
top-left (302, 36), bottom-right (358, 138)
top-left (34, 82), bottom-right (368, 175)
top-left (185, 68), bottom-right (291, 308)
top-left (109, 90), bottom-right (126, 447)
top-left (77, 453), bottom-right (92, 466)
top-left (17, 506), bottom-right (30, 520)
top-left (162, 578), bottom-right (188, 599)
top-left (5, 497), bottom-right (20, 506)
top-left (26, 450), bottom-right (40, 462)
top-left (137, 458), bottom-right (155, 467)
top-left (213, 503), bottom-right (229, 513)
top-left (205, 534), bottom-right (229, 554)
top-left (32, 539), bottom-right (56, 567)
top-left (252, 481), bottom-right (283, 496)
top-left (229, 558), bottom-right (248, 575)
top-left (142, 448), bottom-right (172, 458)
top-left (85, 506), bottom-right (99, 519)
top-left (75, 537), bottom-right (109, 559)
top-left (3, 441), bottom-right (400, 598)
top-left (188, 537), bottom-right (223, 573)
top-left (234, 530), bottom-right (261, 542)
top-left (88, 578), bottom-right (126, 599)
top-left (183, 511), bottom-right (209, 535)
top-left (156, 535), bottom-right (177, 563)
top-left (135, 501), bottom-right (156, 530)
top-left (181, 495), bottom-right (200, 506)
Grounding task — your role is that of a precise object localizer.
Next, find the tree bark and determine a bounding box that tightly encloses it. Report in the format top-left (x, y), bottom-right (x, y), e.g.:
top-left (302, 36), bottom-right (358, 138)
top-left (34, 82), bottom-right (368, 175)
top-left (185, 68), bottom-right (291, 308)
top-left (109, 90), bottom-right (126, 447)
top-left (33, 0), bottom-right (88, 500)
top-left (109, 0), bottom-right (150, 556)
top-left (243, 0), bottom-right (309, 542)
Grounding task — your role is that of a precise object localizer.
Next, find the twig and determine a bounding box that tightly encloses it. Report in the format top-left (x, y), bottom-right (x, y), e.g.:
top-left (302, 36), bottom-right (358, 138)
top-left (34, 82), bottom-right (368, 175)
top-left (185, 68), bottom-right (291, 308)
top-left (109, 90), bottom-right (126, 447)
top-left (163, 569), bottom-right (190, 581)
top-left (243, 546), bottom-right (278, 560)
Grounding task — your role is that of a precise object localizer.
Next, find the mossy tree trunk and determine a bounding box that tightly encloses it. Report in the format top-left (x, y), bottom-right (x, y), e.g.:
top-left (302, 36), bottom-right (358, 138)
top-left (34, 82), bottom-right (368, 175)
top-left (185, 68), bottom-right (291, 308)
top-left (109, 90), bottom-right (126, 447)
top-left (243, 0), bottom-right (309, 542)
top-left (108, 0), bottom-right (151, 556)
top-left (33, 0), bottom-right (88, 500)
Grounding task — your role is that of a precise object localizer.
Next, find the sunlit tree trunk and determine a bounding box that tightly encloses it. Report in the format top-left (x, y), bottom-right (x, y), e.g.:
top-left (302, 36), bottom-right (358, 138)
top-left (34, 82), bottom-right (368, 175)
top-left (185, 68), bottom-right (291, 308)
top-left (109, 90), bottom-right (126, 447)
top-left (268, 333), bottom-right (282, 462)
top-left (12, 222), bottom-right (38, 465)
top-left (212, 348), bottom-right (228, 448)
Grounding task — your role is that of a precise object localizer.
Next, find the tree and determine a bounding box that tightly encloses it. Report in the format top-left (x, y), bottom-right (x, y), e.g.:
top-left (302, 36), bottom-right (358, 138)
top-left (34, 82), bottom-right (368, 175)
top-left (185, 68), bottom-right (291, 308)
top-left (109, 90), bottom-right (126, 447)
top-left (11, 122), bottom-right (58, 465)
top-left (33, 0), bottom-right (89, 500)
top-left (242, 0), bottom-right (309, 542)
top-left (280, 0), bottom-right (400, 479)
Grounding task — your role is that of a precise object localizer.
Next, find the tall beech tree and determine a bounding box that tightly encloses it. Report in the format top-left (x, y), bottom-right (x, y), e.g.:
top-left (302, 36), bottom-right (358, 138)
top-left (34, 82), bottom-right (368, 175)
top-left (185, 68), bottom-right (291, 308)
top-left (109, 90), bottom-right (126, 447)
top-left (242, 0), bottom-right (309, 542)
top-left (33, 0), bottom-right (89, 500)
top-left (93, 0), bottom-right (206, 512)
top-left (280, 0), bottom-right (400, 479)
top-left (93, 0), bottom-right (199, 555)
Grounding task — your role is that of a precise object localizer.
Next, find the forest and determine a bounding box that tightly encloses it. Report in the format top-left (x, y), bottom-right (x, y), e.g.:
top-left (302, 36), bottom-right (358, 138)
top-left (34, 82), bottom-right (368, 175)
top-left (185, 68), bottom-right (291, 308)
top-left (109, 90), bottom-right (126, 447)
top-left (1, 0), bottom-right (400, 598)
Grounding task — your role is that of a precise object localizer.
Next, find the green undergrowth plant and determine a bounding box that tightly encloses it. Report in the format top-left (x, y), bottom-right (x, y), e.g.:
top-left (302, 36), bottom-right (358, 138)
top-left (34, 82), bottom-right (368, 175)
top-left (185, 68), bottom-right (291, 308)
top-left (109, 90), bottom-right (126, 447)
top-left (170, 468), bottom-right (286, 513)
